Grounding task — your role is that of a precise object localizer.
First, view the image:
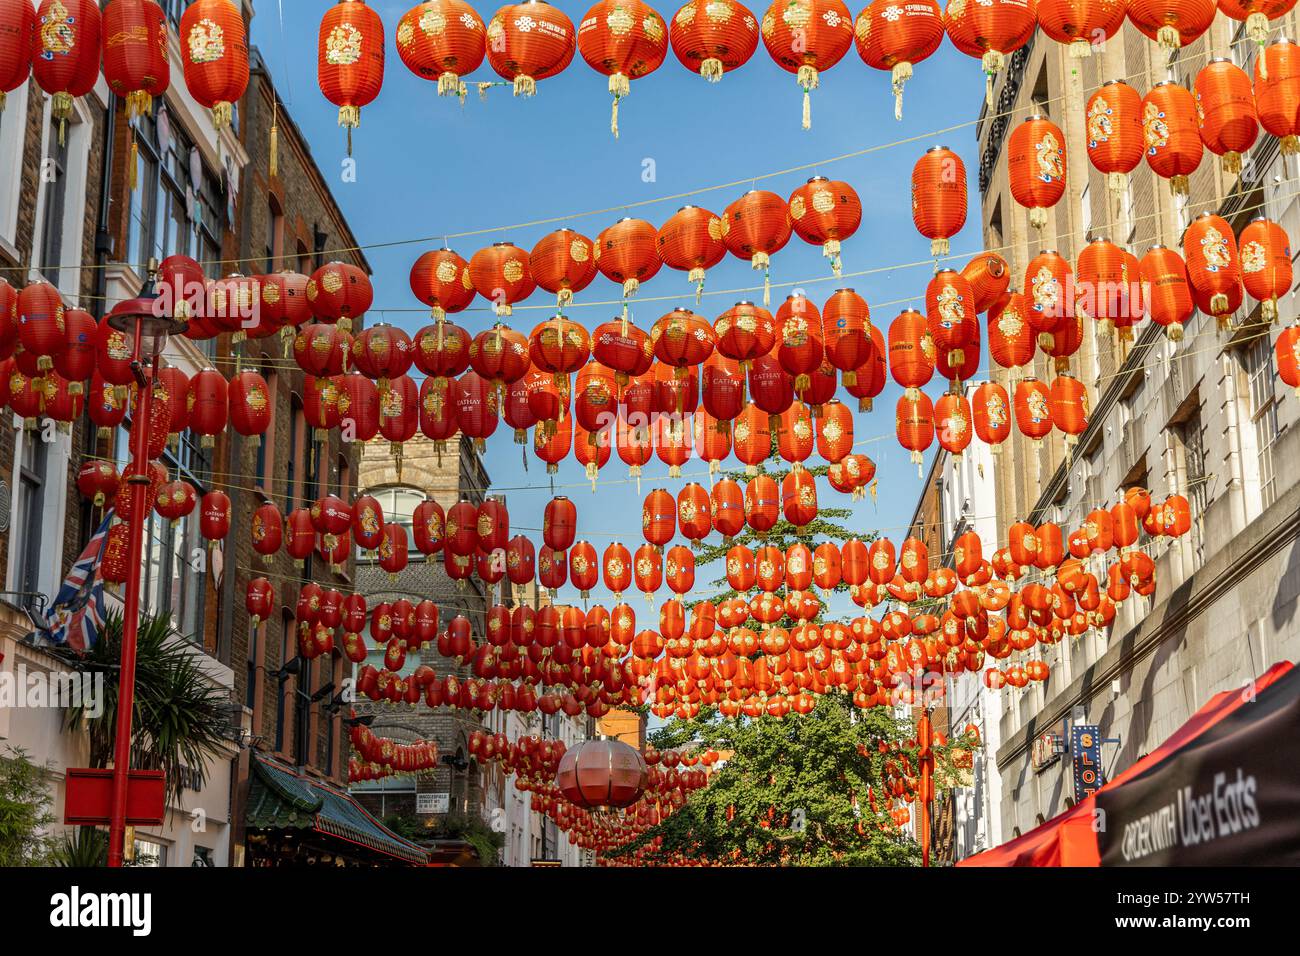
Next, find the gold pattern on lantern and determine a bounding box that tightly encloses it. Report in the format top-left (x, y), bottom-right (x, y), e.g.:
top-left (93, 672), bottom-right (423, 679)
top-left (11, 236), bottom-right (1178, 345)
top-left (811, 189), bottom-right (835, 214)
top-left (326, 23), bottom-right (364, 66)
top-left (187, 19), bottom-right (225, 64)
top-left (41, 2), bottom-right (75, 55)
top-left (607, 6), bottom-right (635, 35)
top-left (503, 259), bottom-right (525, 282)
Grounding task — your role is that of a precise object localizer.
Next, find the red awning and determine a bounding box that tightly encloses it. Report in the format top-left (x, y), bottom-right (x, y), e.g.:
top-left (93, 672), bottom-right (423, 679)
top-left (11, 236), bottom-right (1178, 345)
top-left (959, 660), bottom-right (1295, 867)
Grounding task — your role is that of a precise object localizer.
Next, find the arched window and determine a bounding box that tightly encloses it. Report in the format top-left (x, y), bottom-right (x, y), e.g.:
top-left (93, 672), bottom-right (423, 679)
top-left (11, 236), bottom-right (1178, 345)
top-left (364, 486), bottom-right (426, 550)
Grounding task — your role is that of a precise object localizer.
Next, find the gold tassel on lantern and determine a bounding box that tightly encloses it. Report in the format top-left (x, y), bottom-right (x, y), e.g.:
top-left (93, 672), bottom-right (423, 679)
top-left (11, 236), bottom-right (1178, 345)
top-left (797, 66), bottom-right (819, 131)
top-left (270, 100), bottom-right (280, 179)
top-left (513, 75), bottom-right (537, 97)
top-left (982, 51), bottom-right (1005, 108)
top-left (129, 134), bottom-right (139, 192)
top-left (609, 73), bottom-right (630, 139)
top-left (892, 62), bottom-right (913, 121)
top-left (438, 72), bottom-right (460, 97)
top-left (700, 58), bottom-right (723, 83)
top-left (823, 239), bottom-right (842, 277)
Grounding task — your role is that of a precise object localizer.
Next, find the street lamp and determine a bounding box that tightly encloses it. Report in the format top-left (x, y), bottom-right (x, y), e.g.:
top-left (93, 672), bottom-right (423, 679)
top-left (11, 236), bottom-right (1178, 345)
top-left (103, 273), bottom-right (187, 869)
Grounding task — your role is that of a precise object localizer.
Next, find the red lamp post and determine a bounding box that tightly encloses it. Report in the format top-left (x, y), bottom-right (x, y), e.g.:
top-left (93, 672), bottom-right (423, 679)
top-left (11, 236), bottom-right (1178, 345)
top-left (918, 708), bottom-right (934, 868)
top-left (103, 277), bottom-right (187, 868)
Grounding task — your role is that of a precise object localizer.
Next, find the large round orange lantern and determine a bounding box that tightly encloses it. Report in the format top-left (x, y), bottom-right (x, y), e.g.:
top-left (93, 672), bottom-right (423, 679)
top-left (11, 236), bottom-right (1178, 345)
top-left (911, 146), bottom-right (967, 257)
top-left (395, 0), bottom-right (486, 96)
top-left (1140, 244), bottom-right (1194, 340)
top-left (934, 391), bottom-right (972, 460)
top-left (596, 217), bottom-right (662, 301)
top-left (723, 191), bottom-right (792, 304)
top-left (854, 0), bottom-right (944, 119)
top-left (556, 740), bottom-right (647, 809)
top-left (787, 177), bottom-right (862, 276)
top-left (180, 0), bottom-right (249, 131)
top-left (530, 229), bottom-right (597, 308)
top-left (1014, 377), bottom-right (1053, 444)
top-left (1183, 212), bottom-right (1242, 330)
top-left (988, 292), bottom-right (1034, 370)
top-left (1049, 373), bottom-right (1088, 451)
top-left (888, 309), bottom-right (935, 398)
top-left (944, 0), bottom-right (1037, 107)
top-left (318, 0), bottom-right (385, 153)
top-left (760, 0), bottom-right (854, 129)
top-left (657, 206), bottom-right (726, 300)
top-left (1255, 39), bottom-right (1300, 151)
top-left (973, 381), bottom-right (1011, 452)
top-left (485, 0), bottom-right (577, 96)
top-left (1142, 81), bottom-right (1203, 196)
top-left (1036, 0), bottom-right (1125, 56)
top-left (668, 0), bottom-right (759, 82)
top-left (1008, 115), bottom-right (1066, 230)
top-left (925, 269), bottom-right (976, 378)
top-left (1127, 0), bottom-right (1214, 51)
top-left (1219, 0), bottom-right (1297, 70)
top-left (470, 243), bottom-right (535, 317)
top-left (102, 0), bottom-right (169, 119)
top-left (1194, 58), bottom-right (1258, 174)
top-left (1239, 217), bottom-right (1292, 323)
top-left (1274, 325), bottom-right (1300, 396)
top-left (896, 391), bottom-right (934, 472)
top-left (577, 0), bottom-right (668, 137)
top-left (1086, 80), bottom-right (1144, 201)
top-left (32, 0), bottom-right (101, 137)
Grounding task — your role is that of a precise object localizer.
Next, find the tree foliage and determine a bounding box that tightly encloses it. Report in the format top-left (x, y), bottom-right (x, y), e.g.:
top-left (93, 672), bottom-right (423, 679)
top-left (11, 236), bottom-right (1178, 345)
top-left (0, 747), bottom-right (56, 867)
top-left (611, 696), bottom-right (922, 866)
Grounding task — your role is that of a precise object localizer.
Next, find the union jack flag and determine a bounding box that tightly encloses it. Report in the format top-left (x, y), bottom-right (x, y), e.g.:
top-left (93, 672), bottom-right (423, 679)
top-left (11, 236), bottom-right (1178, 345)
top-left (40, 512), bottom-right (114, 654)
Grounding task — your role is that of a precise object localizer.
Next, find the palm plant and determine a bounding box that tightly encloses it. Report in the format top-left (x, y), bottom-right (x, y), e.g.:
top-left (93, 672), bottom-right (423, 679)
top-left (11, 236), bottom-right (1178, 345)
top-left (54, 826), bottom-right (109, 867)
top-left (64, 611), bottom-right (232, 803)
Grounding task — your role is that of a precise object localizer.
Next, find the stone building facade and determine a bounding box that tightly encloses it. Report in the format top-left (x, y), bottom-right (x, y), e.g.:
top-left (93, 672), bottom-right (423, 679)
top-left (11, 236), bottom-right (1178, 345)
top-left (975, 13), bottom-right (1300, 840)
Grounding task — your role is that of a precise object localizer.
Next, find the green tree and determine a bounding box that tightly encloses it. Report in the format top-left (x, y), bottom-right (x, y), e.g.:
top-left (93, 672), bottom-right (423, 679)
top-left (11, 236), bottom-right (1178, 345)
top-left (65, 611), bottom-right (232, 803)
top-left (0, 747), bottom-right (57, 866)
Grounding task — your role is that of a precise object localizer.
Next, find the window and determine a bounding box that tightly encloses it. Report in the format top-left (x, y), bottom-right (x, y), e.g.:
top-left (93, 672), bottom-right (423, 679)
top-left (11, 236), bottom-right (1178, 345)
top-left (266, 198), bottom-right (283, 274)
top-left (0, 80), bottom-right (28, 248)
top-left (286, 395), bottom-right (304, 507)
top-left (124, 108), bottom-right (223, 296)
top-left (38, 117), bottom-right (69, 286)
top-left (275, 609), bottom-right (293, 753)
top-left (14, 429), bottom-right (49, 603)
top-left (357, 486), bottom-right (424, 559)
top-left (1245, 337), bottom-right (1281, 508)
top-left (114, 423), bottom-right (212, 640)
top-left (1177, 408), bottom-right (1208, 565)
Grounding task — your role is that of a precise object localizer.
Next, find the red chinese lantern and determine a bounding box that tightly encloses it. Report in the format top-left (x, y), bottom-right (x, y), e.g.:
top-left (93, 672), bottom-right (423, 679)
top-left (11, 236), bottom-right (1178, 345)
top-left (854, 0), bottom-right (943, 119)
top-left (77, 461), bottom-right (120, 509)
top-left (944, 0), bottom-right (1037, 107)
top-left (228, 369), bottom-right (272, 446)
top-left (657, 206), bottom-right (726, 300)
top-left (395, 0), bottom-right (486, 96)
top-left (1142, 81), bottom-right (1203, 196)
top-left (774, 294), bottom-right (824, 393)
top-left (352, 494), bottom-right (384, 553)
top-left (1024, 249), bottom-right (1074, 346)
top-left (787, 177), bottom-right (861, 276)
top-left (595, 217), bottom-right (661, 300)
top-left (413, 498), bottom-right (446, 559)
top-left (180, 0), bottom-right (249, 130)
top-left (911, 146), bottom-right (966, 256)
top-left (380, 523), bottom-right (409, 577)
top-left (744, 474), bottom-right (779, 532)
top-left (642, 488), bottom-right (676, 548)
top-left (1194, 58), bottom-right (1258, 174)
top-left (17, 282), bottom-right (65, 371)
top-left (1014, 377), bottom-right (1053, 444)
top-left (154, 479), bottom-right (197, 525)
top-left (1239, 217), bottom-right (1292, 323)
top-left (1220, 0), bottom-right (1296, 69)
top-left (570, 540), bottom-right (599, 599)
top-left (782, 469), bottom-right (818, 528)
top-left (379, 373), bottom-right (419, 460)
top-left (700, 352), bottom-right (745, 425)
top-left (307, 261), bottom-right (372, 333)
top-left (1036, 0), bottom-right (1125, 56)
top-left (200, 490), bottom-right (232, 546)
top-left (668, 0), bottom-right (759, 82)
top-left (1085, 79), bottom-right (1144, 203)
top-left (485, 0), bottom-right (577, 96)
top-left (251, 503), bottom-right (282, 565)
top-left (1255, 39), bottom-right (1300, 151)
top-left (1140, 244), bottom-right (1194, 341)
top-left (470, 242), bottom-right (536, 317)
top-left (531, 231), bottom-right (597, 310)
top-left (260, 271), bottom-right (312, 351)
top-left (816, 399), bottom-right (853, 462)
top-left (888, 309), bottom-right (935, 399)
top-left (822, 288), bottom-right (872, 385)
top-left (352, 323), bottom-right (413, 392)
top-left (776, 401), bottom-right (813, 468)
top-left (1183, 212), bottom-right (1242, 330)
top-left (1049, 373), bottom-right (1089, 451)
top-left (1076, 237), bottom-right (1126, 338)
top-left (187, 368), bottom-right (228, 448)
top-left (1127, 0), bottom-right (1214, 51)
top-left (410, 248), bottom-right (475, 323)
top-left (32, 0), bottom-right (100, 138)
top-left (973, 381), bottom-right (1011, 452)
top-left (652, 307), bottom-right (717, 384)
top-left (723, 191), bottom-right (792, 305)
top-left (102, 0), bottom-right (168, 119)
top-left (711, 478), bottom-right (745, 540)
top-left (1008, 115), bottom-right (1066, 230)
top-left (0, 0), bottom-right (33, 113)
top-left (896, 391), bottom-right (934, 472)
top-left (53, 308), bottom-right (94, 392)
top-left (634, 543), bottom-right (662, 599)
top-left (318, 0), bottom-right (385, 152)
top-left (988, 292), bottom-right (1034, 370)
top-left (341, 371), bottom-right (382, 443)
top-left (760, 0), bottom-right (853, 128)
top-left (455, 370), bottom-right (499, 450)
top-left (246, 578), bottom-right (274, 628)
top-left (544, 495), bottom-right (578, 551)
top-left (732, 402), bottom-right (771, 474)
top-left (926, 270), bottom-right (976, 378)
top-left (577, 0), bottom-right (668, 137)
top-left (934, 391), bottom-right (972, 459)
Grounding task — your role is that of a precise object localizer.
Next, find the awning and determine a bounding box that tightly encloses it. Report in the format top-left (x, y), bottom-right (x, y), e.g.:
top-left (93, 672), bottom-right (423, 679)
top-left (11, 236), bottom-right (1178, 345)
top-left (959, 660), bottom-right (1297, 867)
top-left (246, 754), bottom-right (429, 866)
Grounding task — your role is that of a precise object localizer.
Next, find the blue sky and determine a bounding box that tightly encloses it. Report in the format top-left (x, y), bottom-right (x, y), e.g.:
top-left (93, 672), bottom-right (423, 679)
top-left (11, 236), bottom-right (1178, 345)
top-left (250, 2), bottom-right (987, 618)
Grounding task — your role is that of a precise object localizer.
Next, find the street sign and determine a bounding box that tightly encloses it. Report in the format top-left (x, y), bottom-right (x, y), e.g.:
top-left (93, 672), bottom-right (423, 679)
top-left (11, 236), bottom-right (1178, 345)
top-left (1071, 724), bottom-right (1105, 801)
top-left (417, 792), bottom-right (450, 814)
top-left (1031, 731), bottom-right (1066, 772)
top-left (64, 768), bottom-right (165, 826)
